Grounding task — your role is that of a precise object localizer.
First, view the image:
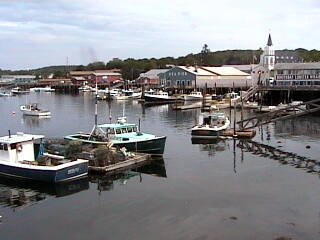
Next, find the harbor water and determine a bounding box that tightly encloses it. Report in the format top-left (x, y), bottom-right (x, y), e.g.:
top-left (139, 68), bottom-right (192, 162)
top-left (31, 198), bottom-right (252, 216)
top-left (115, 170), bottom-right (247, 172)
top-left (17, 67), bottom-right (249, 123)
top-left (1, 92), bottom-right (320, 240)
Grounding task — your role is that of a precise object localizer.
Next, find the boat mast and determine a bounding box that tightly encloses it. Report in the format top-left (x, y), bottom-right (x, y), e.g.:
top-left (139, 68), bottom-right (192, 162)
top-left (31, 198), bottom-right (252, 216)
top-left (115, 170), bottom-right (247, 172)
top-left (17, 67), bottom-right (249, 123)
top-left (95, 78), bottom-right (98, 127)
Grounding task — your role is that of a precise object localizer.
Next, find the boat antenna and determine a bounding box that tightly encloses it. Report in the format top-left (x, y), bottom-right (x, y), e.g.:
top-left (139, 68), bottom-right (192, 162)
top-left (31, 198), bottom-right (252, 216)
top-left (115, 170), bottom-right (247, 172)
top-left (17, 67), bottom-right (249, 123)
top-left (8, 130), bottom-right (11, 138)
top-left (95, 78), bottom-right (98, 127)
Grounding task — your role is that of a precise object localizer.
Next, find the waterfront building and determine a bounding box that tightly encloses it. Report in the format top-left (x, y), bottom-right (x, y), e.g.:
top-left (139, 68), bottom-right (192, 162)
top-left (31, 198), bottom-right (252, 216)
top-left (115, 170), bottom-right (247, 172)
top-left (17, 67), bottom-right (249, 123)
top-left (162, 66), bottom-right (251, 89)
top-left (70, 70), bottom-right (122, 85)
top-left (0, 75), bottom-right (36, 83)
top-left (274, 62), bottom-right (320, 86)
top-left (137, 69), bottom-right (169, 87)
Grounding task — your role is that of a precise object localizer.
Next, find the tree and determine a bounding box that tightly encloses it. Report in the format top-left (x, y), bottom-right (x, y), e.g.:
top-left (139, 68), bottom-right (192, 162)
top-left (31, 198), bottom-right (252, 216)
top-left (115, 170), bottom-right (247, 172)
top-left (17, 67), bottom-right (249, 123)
top-left (201, 44), bottom-right (212, 66)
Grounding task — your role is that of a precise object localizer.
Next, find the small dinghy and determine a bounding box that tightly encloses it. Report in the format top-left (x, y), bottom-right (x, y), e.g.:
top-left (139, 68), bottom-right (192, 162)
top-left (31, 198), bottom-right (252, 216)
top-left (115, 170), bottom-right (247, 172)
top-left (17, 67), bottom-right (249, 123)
top-left (20, 104), bottom-right (51, 116)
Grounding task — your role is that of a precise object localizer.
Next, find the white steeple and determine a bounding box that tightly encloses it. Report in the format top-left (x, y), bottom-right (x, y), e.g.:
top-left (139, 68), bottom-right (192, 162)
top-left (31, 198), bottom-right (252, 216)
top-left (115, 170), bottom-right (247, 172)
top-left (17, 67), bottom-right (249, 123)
top-left (260, 33), bottom-right (275, 70)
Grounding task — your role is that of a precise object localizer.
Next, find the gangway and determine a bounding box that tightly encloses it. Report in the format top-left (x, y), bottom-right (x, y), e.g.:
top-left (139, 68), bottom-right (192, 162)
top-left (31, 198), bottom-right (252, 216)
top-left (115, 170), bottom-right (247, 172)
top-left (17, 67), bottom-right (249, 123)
top-left (237, 98), bottom-right (320, 130)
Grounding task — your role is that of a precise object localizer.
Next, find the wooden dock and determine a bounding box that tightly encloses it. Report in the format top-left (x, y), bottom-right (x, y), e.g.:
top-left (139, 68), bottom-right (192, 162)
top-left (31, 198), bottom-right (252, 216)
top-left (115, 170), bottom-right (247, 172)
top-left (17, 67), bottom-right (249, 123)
top-left (88, 153), bottom-right (151, 173)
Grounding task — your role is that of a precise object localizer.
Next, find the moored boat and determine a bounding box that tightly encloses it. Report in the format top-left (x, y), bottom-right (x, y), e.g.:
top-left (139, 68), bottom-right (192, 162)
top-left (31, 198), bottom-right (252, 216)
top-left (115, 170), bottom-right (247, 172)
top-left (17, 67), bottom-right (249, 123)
top-left (191, 112), bottom-right (230, 138)
top-left (0, 132), bottom-right (88, 182)
top-left (11, 87), bottom-right (30, 95)
top-left (144, 90), bottom-right (179, 103)
top-left (65, 117), bottom-right (166, 155)
top-left (20, 104), bottom-right (51, 116)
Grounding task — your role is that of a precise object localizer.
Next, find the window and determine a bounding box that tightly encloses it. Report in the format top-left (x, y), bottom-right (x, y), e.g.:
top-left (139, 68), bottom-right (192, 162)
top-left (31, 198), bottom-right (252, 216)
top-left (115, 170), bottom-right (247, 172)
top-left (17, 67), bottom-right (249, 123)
top-left (0, 143), bottom-right (8, 151)
top-left (127, 127), bottom-right (133, 132)
top-left (187, 80), bottom-right (191, 86)
top-left (121, 128), bottom-right (127, 133)
top-left (116, 129), bottom-right (121, 134)
top-left (177, 80), bottom-right (180, 86)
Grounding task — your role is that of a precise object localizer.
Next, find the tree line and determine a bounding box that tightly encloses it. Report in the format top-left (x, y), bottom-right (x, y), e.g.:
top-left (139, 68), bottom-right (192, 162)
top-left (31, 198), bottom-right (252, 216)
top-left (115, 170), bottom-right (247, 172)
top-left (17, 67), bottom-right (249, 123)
top-left (1, 46), bottom-right (320, 79)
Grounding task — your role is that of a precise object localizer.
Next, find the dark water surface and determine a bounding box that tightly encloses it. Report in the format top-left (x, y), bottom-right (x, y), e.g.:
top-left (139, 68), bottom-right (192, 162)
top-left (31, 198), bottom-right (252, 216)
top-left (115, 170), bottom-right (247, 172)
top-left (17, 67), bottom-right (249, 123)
top-left (0, 92), bottom-right (320, 240)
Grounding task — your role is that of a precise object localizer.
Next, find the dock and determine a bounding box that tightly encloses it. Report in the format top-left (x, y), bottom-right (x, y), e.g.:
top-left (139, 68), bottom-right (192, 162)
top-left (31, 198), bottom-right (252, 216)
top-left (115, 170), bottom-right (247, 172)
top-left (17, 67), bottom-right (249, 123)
top-left (88, 153), bottom-right (151, 173)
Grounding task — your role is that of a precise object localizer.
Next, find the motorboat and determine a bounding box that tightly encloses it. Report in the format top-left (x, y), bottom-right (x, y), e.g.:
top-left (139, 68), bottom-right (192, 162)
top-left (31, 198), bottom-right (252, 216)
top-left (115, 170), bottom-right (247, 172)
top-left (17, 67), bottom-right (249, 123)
top-left (65, 117), bottom-right (167, 155)
top-left (144, 90), bottom-right (179, 103)
top-left (0, 91), bottom-right (11, 97)
top-left (191, 112), bottom-right (230, 138)
top-left (11, 87), bottom-right (30, 95)
top-left (0, 132), bottom-right (88, 182)
top-left (78, 85), bottom-right (92, 92)
top-left (20, 104), bottom-right (51, 116)
top-left (184, 91), bottom-right (212, 101)
top-left (30, 86), bottom-right (55, 92)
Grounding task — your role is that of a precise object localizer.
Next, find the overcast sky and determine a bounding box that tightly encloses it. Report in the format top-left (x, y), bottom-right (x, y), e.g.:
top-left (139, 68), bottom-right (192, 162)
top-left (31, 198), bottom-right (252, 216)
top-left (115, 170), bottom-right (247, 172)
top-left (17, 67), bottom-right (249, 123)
top-left (0, 0), bottom-right (319, 70)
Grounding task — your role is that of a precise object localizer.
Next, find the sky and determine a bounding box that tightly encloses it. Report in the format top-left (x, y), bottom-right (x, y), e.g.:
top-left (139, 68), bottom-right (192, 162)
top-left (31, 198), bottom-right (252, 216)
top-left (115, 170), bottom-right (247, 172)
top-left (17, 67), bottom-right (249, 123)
top-left (0, 0), bottom-right (320, 70)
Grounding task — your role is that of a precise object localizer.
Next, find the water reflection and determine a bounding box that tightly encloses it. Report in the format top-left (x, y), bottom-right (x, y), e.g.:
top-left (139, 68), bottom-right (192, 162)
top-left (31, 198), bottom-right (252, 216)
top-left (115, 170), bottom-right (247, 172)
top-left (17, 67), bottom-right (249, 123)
top-left (90, 158), bottom-right (167, 193)
top-left (0, 177), bottom-right (89, 210)
top-left (22, 115), bottom-right (51, 128)
top-left (238, 140), bottom-right (320, 176)
top-left (191, 138), bottom-right (229, 156)
top-left (275, 117), bottom-right (320, 139)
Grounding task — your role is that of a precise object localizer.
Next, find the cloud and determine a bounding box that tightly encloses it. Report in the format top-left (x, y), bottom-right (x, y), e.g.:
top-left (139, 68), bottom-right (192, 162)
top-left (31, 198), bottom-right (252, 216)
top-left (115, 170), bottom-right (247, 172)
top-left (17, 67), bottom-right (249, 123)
top-left (0, 0), bottom-right (320, 69)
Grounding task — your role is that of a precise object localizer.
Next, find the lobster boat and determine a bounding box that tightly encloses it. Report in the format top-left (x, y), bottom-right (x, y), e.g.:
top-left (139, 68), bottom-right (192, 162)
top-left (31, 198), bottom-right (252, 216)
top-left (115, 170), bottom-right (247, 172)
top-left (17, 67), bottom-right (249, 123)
top-left (191, 112), bottom-right (230, 138)
top-left (0, 132), bottom-right (88, 182)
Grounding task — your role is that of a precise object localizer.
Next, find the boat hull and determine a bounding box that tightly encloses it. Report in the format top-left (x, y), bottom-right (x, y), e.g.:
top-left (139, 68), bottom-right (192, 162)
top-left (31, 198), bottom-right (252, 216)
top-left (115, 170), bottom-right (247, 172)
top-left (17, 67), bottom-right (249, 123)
top-left (65, 134), bottom-right (167, 155)
top-left (113, 136), bottom-right (166, 155)
top-left (21, 110), bottom-right (51, 116)
top-left (191, 129), bottom-right (223, 138)
top-left (0, 161), bottom-right (88, 183)
top-left (144, 95), bottom-right (177, 103)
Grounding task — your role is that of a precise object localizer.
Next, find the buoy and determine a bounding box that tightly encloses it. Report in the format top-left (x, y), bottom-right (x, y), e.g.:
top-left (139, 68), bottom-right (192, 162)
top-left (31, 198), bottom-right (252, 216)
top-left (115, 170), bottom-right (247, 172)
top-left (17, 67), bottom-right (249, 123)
top-left (306, 145), bottom-right (311, 149)
top-left (12, 111), bottom-right (16, 115)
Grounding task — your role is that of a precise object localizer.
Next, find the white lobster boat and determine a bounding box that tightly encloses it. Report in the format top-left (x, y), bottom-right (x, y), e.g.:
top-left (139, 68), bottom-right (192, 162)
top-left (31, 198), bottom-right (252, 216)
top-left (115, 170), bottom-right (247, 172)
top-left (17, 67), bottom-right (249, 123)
top-left (20, 104), bottom-right (51, 116)
top-left (191, 112), bottom-right (230, 138)
top-left (0, 132), bottom-right (88, 182)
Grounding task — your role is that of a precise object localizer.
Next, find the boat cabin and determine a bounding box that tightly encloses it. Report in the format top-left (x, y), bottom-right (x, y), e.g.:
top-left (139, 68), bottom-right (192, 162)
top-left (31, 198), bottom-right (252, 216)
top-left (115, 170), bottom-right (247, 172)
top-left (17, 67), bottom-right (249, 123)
top-left (0, 133), bottom-right (44, 164)
top-left (198, 113), bottom-right (227, 127)
top-left (97, 122), bottom-right (138, 136)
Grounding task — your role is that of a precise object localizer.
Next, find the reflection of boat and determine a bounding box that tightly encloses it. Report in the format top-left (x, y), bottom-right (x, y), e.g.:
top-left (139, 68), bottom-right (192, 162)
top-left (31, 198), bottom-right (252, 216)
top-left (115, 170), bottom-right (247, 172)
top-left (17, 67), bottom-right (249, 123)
top-left (0, 177), bottom-right (89, 209)
top-left (191, 138), bottom-right (228, 155)
top-left (20, 104), bottom-right (51, 116)
top-left (191, 112), bottom-right (230, 138)
top-left (133, 157), bottom-right (167, 178)
top-left (0, 132), bottom-right (88, 182)
top-left (78, 85), bottom-right (92, 92)
top-left (65, 117), bottom-right (166, 155)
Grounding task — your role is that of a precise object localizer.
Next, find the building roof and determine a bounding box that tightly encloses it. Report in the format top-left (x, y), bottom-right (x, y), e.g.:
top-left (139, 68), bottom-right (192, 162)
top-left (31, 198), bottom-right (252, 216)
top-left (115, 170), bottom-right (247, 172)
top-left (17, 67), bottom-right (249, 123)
top-left (267, 33), bottom-right (273, 46)
top-left (93, 72), bottom-right (121, 76)
top-left (70, 71), bottom-right (94, 76)
top-left (139, 69), bottom-right (170, 79)
top-left (178, 66), bottom-right (214, 76)
top-left (201, 67), bottom-right (250, 76)
top-left (222, 64), bottom-right (258, 72)
top-left (275, 62), bottom-right (320, 70)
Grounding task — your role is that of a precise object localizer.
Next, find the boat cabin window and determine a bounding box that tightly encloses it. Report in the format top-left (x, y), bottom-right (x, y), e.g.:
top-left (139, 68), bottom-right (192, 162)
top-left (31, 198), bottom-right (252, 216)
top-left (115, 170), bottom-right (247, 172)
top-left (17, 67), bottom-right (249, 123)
top-left (10, 143), bottom-right (16, 150)
top-left (121, 128), bottom-right (128, 133)
top-left (203, 116), bottom-right (211, 125)
top-left (127, 126), bottom-right (133, 132)
top-left (133, 126), bottom-right (137, 132)
top-left (0, 143), bottom-right (8, 151)
top-left (116, 128), bottom-right (121, 134)
top-left (105, 128), bottom-right (115, 134)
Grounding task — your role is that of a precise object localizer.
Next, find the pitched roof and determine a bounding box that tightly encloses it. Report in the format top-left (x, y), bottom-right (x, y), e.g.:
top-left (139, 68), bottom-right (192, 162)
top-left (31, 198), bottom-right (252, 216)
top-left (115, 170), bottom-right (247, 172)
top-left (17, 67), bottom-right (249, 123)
top-left (201, 67), bottom-right (250, 76)
top-left (140, 69), bottom-right (170, 78)
top-left (178, 66), bottom-right (214, 76)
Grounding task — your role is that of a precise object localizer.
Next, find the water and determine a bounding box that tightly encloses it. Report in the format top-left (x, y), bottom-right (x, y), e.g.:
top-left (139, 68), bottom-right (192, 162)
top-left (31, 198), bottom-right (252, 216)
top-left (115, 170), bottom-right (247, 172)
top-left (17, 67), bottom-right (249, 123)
top-left (0, 92), bottom-right (320, 240)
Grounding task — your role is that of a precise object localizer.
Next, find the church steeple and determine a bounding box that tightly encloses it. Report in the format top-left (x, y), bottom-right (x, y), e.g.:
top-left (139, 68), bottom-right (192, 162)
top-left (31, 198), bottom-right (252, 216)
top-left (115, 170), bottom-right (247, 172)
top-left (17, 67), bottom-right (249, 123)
top-left (260, 33), bottom-right (275, 71)
top-left (267, 33), bottom-right (273, 46)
